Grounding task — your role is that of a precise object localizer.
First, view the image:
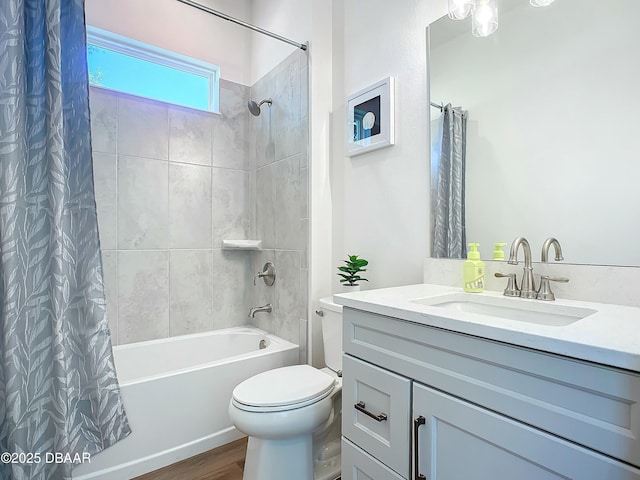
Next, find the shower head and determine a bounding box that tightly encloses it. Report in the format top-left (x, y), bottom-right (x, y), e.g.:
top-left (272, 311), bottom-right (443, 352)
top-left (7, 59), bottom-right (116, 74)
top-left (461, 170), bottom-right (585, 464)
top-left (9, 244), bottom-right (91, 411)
top-left (248, 98), bottom-right (272, 116)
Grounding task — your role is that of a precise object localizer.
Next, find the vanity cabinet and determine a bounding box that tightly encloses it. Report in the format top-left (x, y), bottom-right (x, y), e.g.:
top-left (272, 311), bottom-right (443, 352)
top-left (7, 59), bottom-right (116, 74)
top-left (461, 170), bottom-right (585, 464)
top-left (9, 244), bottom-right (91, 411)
top-left (341, 307), bottom-right (640, 480)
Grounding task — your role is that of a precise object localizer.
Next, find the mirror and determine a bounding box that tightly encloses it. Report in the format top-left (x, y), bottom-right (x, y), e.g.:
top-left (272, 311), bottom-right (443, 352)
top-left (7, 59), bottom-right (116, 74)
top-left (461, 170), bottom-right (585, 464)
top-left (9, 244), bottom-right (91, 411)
top-left (428, 0), bottom-right (640, 266)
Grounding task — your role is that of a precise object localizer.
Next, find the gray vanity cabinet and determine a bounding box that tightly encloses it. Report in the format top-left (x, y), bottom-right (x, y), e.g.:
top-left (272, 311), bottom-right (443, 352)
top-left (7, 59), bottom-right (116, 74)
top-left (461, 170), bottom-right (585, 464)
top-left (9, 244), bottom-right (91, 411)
top-left (341, 306), bottom-right (640, 480)
top-left (414, 383), bottom-right (640, 479)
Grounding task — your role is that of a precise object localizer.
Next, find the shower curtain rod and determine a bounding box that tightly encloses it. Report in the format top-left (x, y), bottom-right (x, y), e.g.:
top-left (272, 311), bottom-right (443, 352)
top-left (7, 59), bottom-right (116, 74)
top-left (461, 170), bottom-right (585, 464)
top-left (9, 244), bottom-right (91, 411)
top-left (430, 101), bottom-right (443, 111)
top-left (176, 0), bottom-right (308, 51)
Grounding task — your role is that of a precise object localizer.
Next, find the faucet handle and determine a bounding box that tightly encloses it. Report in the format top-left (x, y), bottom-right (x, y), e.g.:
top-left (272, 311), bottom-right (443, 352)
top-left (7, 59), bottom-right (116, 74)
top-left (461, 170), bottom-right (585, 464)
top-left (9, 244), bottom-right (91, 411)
top-left (495, 272), bottom-right (519, 297)
top-left (536, 275), bottom-right (569, 301)
top-left (254, 262), bottom-right (276, 286)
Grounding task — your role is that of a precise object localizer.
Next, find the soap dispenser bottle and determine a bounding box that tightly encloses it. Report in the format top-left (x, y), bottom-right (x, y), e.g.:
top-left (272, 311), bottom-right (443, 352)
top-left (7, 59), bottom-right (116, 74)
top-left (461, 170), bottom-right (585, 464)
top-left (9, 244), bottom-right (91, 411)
top-left (463, 243), bottom-right (485, 293)
top-left (492, 242), bottom-right (507, 261)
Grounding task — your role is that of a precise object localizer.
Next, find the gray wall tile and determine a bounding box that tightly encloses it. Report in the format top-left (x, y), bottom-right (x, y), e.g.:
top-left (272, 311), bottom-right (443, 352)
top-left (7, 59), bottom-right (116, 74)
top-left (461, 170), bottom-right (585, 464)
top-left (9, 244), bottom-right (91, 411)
top-left (212, 81), bottom-right (250, 170)
top-left (169, 107), bottom-right (213, 166)
top-left (102, 250), bottom-right (118, 345)
top-left (118, 250), bottom-right (169, 344)
top-left (93, 153), bottom-right (117, 250)
top-left (274, 53), bottom-right (301, 161)
top-left (300, 166), bottom-right (309, 219)
top-left (118, 96), bottom-right (168, 160)
top-left (170, 250), bottom-right (214, 335)
top-left (299, 119), bottom-right (309, 170)
top-left (300, 55), bottom-right (309, 121)
top-left (301, 218), bottom-right (309, 271)
top-left (251, 74), bottom-right (276, 169)
top-left (274, 155), bottom-right (302, 250)
top-left (273, 250), bottom-right (301, 344)
top-left (118, 156), bottom-right (168, 249)
top-left (212, 168), bottom-right (250, 247)
top-left (212, 250), bottom-right (251, 329)
top-left (90, 87), bottom-right (117, 154)
top-left (169, 163), bottom-right (212, 249)
top-left (300, 268), bottom-right (309, 321)
top-left (298, 319), bottom-right (308, 364)
top-left (255, 165), bottom-right (275, 249)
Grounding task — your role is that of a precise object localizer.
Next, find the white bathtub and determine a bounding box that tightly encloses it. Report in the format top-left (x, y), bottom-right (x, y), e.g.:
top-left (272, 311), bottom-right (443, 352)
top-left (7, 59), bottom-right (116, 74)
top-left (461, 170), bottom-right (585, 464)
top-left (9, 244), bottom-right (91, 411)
top-left (73, 326), bottom-right (298, 480)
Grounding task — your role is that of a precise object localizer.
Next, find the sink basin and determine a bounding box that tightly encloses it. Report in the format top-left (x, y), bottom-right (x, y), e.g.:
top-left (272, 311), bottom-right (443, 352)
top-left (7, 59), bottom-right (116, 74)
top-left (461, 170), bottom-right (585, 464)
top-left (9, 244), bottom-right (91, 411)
top-left (411, 293), bottom-right (597, 326)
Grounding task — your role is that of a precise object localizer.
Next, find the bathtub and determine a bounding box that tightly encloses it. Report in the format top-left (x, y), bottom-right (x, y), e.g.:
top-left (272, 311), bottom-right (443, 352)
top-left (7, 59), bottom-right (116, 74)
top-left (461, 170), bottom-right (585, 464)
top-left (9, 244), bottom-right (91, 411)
top-left (73, 326), bottom-right (298, 480)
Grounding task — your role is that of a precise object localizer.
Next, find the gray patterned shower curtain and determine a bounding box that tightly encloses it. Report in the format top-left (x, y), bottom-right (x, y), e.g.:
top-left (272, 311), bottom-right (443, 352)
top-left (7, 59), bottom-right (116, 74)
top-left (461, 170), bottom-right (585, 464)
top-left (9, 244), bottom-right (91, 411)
top-left (432, 104), bottom-right (468, 259)
top-left (0, 1), bottom-right (130, 479)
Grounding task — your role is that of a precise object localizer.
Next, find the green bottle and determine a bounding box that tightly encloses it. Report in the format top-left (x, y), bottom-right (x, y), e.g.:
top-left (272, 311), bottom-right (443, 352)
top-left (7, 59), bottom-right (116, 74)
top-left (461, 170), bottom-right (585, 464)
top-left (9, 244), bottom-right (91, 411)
top-left (463, 243), bottom-right (485, 293)
top-left (492, 242), bottom-right (507, 261)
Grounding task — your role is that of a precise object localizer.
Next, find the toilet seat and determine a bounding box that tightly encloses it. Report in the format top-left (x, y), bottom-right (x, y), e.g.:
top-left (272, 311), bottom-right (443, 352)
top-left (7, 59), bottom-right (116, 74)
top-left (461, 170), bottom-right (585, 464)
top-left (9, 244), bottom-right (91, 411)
top-left (232, 365), bottom-right (335, 412)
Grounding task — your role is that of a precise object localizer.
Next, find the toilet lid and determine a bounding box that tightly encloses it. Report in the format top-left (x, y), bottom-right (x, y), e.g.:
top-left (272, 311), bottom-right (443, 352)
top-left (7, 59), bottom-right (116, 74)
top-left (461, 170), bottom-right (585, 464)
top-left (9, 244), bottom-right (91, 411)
top-left (232, 365), bottom-right (335, 408)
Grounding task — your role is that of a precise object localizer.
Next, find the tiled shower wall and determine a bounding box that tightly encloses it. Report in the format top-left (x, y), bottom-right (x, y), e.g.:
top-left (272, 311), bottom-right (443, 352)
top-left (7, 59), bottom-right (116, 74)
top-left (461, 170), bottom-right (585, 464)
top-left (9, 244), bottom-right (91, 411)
top-left (90, 50), bottom-right (309, 351)
top-left (248, 50), bottom-right (309, 360)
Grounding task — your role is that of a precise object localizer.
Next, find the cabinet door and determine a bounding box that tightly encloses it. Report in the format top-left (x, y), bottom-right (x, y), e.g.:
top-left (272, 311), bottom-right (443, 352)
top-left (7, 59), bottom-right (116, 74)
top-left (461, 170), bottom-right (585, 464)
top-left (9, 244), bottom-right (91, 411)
top-left (413, 383), bottom-right (640, 480)
top-left (342, 354), bottom-right (411, 478)
top-left (342, 438), bottom-right (405, 480)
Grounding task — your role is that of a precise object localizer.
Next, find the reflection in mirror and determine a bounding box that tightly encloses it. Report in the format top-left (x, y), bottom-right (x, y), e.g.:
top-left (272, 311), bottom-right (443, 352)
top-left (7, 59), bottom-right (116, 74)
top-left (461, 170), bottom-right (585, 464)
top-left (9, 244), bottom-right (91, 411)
top-left (428, 0), bottom-right (640, 266)
top-left (432, 104), bottom-right (468, 259)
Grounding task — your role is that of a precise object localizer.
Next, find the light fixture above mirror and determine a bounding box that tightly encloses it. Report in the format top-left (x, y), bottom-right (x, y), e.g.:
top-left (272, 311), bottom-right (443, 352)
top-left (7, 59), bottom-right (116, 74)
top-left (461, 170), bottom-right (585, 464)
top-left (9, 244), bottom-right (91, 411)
top-left (448, 0), bottom-right (475, 20)
top-left (530, 0), bottom-right (556, 6)
top-left (448, 0), bottom-right (556, 37)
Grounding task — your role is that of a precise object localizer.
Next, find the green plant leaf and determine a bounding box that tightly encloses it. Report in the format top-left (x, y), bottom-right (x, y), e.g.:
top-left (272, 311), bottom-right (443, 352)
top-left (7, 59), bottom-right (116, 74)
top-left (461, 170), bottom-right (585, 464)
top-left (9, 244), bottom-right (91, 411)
top-left (337, 254), bottom-right (369, 283)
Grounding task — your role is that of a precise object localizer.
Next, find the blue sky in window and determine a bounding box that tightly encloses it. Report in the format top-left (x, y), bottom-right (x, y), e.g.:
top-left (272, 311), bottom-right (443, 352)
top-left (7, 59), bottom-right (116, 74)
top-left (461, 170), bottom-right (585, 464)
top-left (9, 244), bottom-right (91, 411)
top-left (87, 45), bottom-right (209, 111)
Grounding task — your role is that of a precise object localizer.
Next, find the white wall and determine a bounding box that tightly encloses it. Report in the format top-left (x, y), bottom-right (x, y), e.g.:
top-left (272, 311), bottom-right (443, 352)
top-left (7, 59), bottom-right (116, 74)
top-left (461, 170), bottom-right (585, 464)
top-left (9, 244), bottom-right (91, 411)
top-left (249, 0), bottom-right (311, 85)
top-left (331, 0), bottom-right (447, 292)
top-left (85, 0), bottom-right (252, 84)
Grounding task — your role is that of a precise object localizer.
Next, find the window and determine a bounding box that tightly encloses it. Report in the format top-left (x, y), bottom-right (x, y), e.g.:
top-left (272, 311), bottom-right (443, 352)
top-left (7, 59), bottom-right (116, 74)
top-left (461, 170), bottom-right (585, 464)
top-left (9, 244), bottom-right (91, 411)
top-left (87, 27), bottom-right (219, 113)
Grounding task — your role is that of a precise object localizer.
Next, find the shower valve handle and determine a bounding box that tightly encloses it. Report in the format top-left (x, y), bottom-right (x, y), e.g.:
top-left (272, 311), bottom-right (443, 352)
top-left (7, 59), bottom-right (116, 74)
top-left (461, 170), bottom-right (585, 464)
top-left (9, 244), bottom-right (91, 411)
top-left (254, 262), bottom-right (276, 286)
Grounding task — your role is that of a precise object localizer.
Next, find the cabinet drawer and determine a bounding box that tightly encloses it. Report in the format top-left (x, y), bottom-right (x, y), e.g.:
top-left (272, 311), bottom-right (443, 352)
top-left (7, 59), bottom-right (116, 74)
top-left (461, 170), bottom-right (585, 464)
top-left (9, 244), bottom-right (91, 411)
top-left (342, 437), bottom-right (405, 480)
top-left (344, 307), bottom-right (640, 467)
top-left (414, 382), bottom-right (640, 480)
top-left (342, 354), bottom-right (410, 478)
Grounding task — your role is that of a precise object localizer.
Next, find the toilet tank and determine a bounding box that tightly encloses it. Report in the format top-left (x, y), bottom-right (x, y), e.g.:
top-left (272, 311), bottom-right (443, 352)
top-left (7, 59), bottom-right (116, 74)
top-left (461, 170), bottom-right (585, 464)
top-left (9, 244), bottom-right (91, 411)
top-left (318, 297), bottom-right (343, 372)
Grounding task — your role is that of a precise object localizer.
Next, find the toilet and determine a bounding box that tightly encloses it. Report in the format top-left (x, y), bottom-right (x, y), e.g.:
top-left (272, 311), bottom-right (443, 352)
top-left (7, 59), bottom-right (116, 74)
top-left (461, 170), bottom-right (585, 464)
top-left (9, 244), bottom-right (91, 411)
top-left (228, 297), bottom-right (343, 480)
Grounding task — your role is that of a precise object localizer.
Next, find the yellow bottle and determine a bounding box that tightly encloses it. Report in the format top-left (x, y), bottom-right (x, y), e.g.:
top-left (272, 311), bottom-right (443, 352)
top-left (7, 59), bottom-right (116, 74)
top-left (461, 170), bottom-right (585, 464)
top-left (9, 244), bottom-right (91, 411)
top-left (463, 243), bottom-right (485, 293)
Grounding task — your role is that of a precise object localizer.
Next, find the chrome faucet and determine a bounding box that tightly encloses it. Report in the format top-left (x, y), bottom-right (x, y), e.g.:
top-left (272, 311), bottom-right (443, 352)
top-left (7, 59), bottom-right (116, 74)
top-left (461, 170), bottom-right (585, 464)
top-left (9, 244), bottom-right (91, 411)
top-left (538, 237), bottom-right (569, 301)
top-left (541, 237), bottom-right (564, 262)
top-left (248, 303), bottom-right (272, 318)
top-left (507, 237), bottom-right (537, 299)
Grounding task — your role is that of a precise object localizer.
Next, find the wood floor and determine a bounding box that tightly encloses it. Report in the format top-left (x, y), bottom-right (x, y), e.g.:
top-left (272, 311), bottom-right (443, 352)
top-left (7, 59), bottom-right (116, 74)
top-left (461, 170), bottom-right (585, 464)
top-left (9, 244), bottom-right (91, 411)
top-left (133, 438), bottom-right (247, 480)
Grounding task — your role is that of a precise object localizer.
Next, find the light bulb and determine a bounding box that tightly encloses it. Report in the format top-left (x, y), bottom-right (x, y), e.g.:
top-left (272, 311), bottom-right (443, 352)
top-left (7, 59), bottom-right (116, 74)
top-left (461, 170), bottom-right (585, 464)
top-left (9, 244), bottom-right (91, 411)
top-left (472, 0), bottom-right (498, 37)
top-left (530, 0), bottom-right (555, 6)
top-left (448, 0), bottom-right (475, 20)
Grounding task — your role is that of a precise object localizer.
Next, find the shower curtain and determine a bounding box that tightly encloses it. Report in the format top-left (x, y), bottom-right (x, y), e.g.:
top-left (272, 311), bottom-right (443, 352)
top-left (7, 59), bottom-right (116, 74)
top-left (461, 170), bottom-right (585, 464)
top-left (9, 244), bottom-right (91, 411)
top-left (0, 1), bottom-right (130, 479)
top-left (432, 104), bottom-right (468, 259)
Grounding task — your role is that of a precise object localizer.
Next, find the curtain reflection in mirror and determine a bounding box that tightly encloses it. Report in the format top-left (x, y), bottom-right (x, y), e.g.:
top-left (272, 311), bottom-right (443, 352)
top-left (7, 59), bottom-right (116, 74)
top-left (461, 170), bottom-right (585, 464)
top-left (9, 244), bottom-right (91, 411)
top-left (432, 104), bottom-right (468, 259)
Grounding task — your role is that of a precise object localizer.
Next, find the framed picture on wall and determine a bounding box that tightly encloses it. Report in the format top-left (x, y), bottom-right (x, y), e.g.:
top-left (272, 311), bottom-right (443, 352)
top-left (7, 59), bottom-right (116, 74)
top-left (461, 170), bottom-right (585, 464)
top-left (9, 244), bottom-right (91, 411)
top-left (345, 76), bottom-right (395, 157)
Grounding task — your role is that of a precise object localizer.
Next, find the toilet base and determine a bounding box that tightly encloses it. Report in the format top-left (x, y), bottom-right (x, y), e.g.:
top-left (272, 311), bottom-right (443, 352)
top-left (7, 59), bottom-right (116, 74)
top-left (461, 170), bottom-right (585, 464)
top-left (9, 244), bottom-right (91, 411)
top-left (243, 435), bottom-right (313, 480)
top-left (314, 438), bottom-right (341, 480)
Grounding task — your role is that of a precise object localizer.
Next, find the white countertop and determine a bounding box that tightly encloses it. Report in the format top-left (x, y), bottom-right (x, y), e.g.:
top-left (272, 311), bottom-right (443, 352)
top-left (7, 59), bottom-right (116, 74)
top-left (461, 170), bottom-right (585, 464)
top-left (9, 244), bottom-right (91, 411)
top-left (333, 283), bottom-right (640, 372)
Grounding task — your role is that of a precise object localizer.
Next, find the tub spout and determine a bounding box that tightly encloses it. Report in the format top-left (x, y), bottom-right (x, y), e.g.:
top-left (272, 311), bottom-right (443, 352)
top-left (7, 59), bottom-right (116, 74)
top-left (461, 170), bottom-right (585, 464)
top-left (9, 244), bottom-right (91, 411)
top-left (249, 303), bottom-right (272, 318)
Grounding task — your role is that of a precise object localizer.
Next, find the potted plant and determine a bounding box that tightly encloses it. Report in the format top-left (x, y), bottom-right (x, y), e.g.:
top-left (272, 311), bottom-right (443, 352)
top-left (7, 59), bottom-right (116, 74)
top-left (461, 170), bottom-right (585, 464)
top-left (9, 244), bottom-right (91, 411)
top-left (338, 255), bottom-right (369, 292)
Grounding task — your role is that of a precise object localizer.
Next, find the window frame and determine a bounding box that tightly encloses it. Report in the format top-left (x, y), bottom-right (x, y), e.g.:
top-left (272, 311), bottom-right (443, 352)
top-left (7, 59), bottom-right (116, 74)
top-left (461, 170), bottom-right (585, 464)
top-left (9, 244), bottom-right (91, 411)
top-left (86, 26), bottom-right (220, 113)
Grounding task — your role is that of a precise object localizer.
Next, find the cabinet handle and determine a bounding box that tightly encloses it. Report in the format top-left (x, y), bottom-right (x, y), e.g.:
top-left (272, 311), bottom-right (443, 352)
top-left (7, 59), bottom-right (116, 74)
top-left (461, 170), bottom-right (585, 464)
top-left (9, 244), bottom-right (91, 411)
top-left (414, 415), bottom-right (426, 480)
top-left (354, 401), bottom-right (388, 422)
